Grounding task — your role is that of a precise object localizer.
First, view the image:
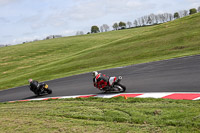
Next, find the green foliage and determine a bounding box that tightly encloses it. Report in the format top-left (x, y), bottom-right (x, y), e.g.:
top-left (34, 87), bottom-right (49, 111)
top-left (112, 22), bottom-right (119, 30)
top-left (189, 8), bottom-right (197, 15)
top-left (0, 98), bottom-right (199, 132)
top-left (91, 25), bottom-right (100, 33)
top-left (0, 13), bottom-right (200, 90)
top-left (174, 12), bottom-right (180, 19)
top-left (119, 21), bottom-right (126, 29)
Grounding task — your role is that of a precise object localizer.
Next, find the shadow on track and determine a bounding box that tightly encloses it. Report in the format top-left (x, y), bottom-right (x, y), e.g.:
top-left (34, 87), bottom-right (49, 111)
top-left (22, 93), bottom-right (51, 100)
top-left (96, 91), bottom-right (122, 94)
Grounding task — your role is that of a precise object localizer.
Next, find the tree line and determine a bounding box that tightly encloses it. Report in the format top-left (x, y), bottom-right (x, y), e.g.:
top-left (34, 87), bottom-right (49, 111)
top-left (76, 7), bottom-right (200, 35)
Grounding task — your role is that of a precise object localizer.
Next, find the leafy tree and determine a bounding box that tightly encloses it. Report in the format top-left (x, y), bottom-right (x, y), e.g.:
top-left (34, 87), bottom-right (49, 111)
top-left (174, 12), bottom-right (180, 19)
top-left (91, 26), bottom-right (100, 33)
top-left (112, 23), bottom-right (119, 30)
top-left (189, 8), bottom-right (197, 15)
top-left (119, 21), bottom-right (126, 29)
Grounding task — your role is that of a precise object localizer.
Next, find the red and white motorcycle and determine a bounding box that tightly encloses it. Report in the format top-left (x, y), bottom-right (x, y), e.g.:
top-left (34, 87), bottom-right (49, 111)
top-left (103, 76), bottom-right (126, 93)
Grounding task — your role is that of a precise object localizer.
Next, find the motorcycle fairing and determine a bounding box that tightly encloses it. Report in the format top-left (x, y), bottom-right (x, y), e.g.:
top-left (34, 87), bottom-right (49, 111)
top-left (109, 77), bottom-right (117, 86)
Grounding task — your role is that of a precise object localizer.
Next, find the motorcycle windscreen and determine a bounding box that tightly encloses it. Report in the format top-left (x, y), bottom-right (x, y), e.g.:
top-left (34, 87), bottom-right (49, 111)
top-left (109, 77), bottom-right (116, 86)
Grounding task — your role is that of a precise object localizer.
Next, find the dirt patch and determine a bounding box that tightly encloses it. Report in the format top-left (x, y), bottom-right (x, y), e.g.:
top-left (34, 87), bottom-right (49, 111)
top-left (153, 110), bottom-right (162, 115)
top-left (0, 63), bottom-right (11, 66)
top-left (170, 46), bottom-right (186, 51)
top-left (17, 66), bottom-right (31, 70)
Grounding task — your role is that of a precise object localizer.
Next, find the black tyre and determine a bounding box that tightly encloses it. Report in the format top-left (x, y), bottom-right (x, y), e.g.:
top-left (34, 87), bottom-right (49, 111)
top-left (47, 89), bottom-right (52, 94)
top-left (103, 90), bottom-right (108, 93)
top-left (36, 92), bottom-right (41, 96)
top-left (35, 89), bottom-right (41, 96)
top-left (115, 83), bottom-right (126, 92)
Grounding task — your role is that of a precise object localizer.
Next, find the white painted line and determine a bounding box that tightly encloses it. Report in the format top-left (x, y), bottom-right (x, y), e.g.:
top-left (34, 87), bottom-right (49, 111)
top-left (30, 98), bottom-right (48, 101)
top-left (193, 97), bottom-right (200, 100)
top-left (136, 93), bottom-right (174, 98)
top-left (59, 96), bottom-right (80, 99)
top-left (95, 94), bottom-right (119, 98)
top-left (7, 92), bottom-right (200, 102)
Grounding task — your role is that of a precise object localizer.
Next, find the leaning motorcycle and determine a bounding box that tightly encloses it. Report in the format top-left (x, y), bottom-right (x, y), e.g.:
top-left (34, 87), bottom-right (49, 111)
top-left (100, 76), bottom-right (126, 93)
top-left (31, 83), bottom-right (52, 96)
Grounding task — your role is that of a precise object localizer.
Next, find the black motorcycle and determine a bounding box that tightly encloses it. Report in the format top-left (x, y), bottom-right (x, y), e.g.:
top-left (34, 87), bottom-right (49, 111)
top-left (30, 83), bottom-right (52, 96)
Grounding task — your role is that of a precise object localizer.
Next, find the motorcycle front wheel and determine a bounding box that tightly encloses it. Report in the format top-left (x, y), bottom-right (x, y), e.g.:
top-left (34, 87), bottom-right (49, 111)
top-left (114, 83), bottom-right (126, 92)
top-left (47, 88), bottom-right (52, 94)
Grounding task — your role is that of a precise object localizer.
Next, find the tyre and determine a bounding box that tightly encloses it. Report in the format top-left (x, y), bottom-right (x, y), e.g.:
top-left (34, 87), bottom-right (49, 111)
top-left (36, 92), bottom-right (41, 96)
top-left (115, 83), bottom-right (126, 92)
top-left (47, 89), bottom-right (52, 94)
top-left (35, 89), bottom-right (41, 96)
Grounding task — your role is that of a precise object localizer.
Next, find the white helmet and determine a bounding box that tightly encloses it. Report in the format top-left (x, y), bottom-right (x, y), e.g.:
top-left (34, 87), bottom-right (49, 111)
top-left (92, 71), bottom-right (98, 77)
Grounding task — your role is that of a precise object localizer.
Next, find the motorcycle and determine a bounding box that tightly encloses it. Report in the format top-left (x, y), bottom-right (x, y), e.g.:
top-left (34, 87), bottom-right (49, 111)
top-left (31, 83), bottom-right (52, 96)
top-left (101, 76), bottom-right (126, 93)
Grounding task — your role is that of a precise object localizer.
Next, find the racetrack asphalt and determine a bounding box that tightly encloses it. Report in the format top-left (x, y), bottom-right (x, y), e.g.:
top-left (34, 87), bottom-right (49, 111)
top-left (0, 55), bottom-right (200, 102)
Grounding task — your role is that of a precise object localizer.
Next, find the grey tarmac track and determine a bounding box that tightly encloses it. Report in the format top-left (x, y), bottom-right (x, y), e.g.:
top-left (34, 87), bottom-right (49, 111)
top-left (0, 55), bottom-right (200, 102)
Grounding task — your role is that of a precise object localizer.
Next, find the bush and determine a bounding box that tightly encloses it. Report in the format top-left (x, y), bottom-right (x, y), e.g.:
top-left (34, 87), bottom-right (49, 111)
top-left (189, 8), bottom-right (197, 15)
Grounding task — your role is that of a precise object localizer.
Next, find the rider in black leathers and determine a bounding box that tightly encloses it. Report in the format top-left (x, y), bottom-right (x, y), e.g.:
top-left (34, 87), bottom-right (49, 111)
top-left (28, 79), bottom-right (44, 95)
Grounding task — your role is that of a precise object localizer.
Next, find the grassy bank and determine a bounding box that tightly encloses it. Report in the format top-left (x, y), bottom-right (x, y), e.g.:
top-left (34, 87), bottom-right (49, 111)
top-left (1, 13), bottom-right (200, 90)
top-left (0, 97), bottom-right (199, 133)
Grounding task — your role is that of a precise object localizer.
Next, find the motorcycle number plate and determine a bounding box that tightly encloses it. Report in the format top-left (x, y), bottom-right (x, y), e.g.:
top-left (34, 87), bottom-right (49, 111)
top-left (44, 84), bottom-right (48, 89)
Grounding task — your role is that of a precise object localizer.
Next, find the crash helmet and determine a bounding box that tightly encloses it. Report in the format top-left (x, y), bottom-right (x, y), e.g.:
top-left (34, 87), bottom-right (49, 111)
top-left (92, 71), bottom-right (98, 77)
top-left (28, 79), bottom-right (33, 83)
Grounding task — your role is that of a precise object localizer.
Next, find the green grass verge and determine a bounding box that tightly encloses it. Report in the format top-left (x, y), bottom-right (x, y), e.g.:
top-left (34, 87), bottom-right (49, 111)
top-left (1, 13), bottom-right (200, 90)
top-left (0, 97), bottom-right (199, 133)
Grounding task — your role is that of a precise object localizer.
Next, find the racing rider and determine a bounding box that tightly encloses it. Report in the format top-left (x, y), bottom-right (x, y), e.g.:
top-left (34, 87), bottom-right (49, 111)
top-left (92, 71), bottom-right (109, 91)
top-left (28, 79), bottom-right (43, 95)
